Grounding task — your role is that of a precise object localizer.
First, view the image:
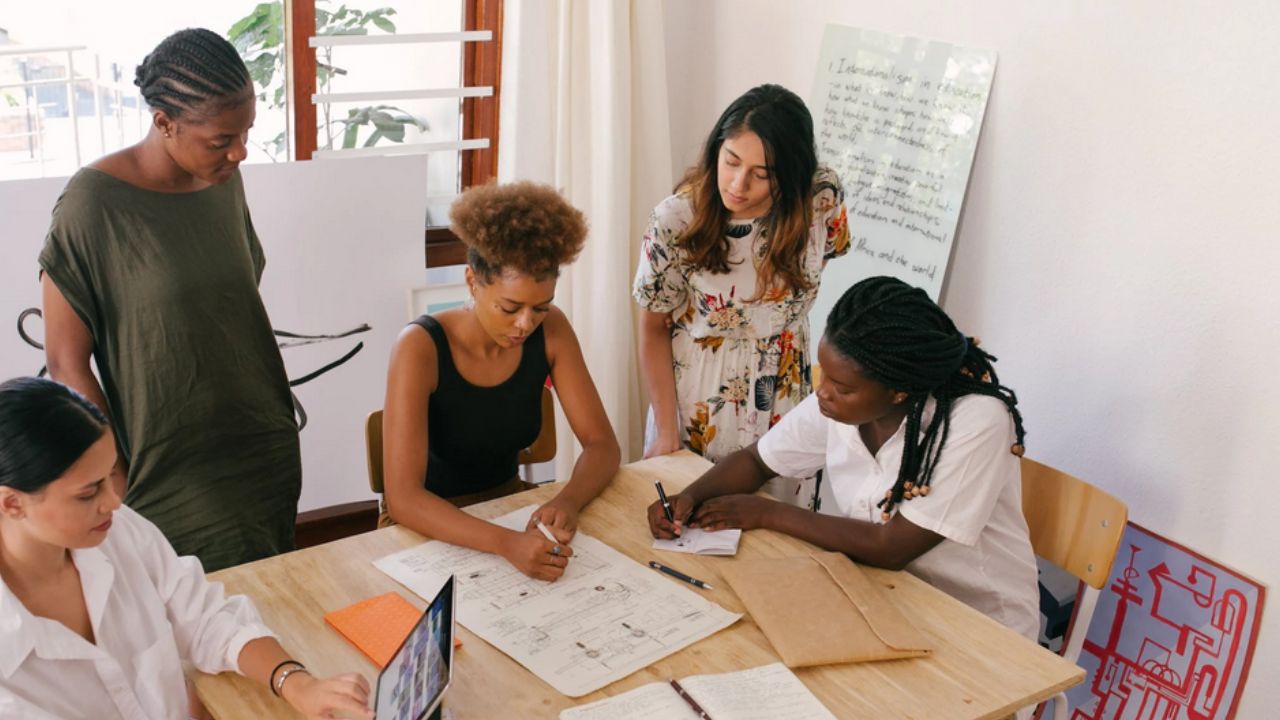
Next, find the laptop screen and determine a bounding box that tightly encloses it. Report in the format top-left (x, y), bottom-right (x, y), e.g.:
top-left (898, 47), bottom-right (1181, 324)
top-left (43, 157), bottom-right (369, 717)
top-left (374, 575), bottom-right (455, 720)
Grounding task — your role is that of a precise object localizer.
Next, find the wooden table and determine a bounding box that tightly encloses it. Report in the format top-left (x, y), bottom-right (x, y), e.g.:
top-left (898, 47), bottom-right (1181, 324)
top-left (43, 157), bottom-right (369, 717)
top-left (193, 452), bottom-right (1083, 719)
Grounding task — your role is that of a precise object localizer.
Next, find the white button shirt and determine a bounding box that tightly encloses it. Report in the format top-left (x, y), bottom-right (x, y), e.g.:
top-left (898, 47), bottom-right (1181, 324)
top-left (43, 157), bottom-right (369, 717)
top-left (758, 394), bottom-right (1040, 641)
top-left (0, 505), bottom-right (275, 719)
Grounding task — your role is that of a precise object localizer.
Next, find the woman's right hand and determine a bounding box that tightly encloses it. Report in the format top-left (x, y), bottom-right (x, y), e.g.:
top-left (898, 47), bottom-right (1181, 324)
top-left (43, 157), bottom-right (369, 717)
top-left (647, 492), bottom-right (697, 539)
top-left (500, 527), bottom-right (574, 581)
top-left (643, 432), bottom-right (683, 459)
top-left (280, 671), bottom-right (373, 719)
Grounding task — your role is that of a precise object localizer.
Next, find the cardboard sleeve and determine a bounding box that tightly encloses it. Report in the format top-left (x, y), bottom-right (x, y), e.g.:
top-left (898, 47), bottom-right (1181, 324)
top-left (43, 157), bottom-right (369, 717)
top-left (720, 551), bottom-right (932, 667)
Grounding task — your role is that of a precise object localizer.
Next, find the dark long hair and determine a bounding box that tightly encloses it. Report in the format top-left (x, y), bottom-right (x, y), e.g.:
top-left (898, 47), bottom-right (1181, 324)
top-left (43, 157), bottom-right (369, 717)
top-left (0, 377), bottom-right (109, 494)
top-left (134, 28), bottom-right (252, 119)
top-left (824, 277), bottom-right (1026, 518)
top-left (678, 84), bottom-right (818, 298)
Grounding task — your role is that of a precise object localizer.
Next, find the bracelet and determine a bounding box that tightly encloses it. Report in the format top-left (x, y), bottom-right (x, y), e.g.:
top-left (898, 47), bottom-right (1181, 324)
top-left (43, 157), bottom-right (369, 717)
top-left (269, 660), bottom-right (305, 697)
top-left (273, 661), bottom-right (311, 696)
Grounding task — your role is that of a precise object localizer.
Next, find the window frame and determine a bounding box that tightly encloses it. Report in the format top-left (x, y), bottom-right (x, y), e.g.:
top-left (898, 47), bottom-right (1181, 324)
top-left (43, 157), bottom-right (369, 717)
top-left (286, 0), bottom-right (502, 267)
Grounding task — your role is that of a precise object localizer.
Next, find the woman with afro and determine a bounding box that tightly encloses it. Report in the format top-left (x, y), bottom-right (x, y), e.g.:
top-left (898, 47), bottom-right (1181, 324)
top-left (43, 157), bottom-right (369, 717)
top-left (382, 182), bottom-right (620, 581)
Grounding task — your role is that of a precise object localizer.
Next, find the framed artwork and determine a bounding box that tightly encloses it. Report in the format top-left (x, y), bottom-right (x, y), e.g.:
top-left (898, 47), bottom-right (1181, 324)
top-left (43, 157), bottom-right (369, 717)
top-left (1065, 522), bottom-right (1264, 719)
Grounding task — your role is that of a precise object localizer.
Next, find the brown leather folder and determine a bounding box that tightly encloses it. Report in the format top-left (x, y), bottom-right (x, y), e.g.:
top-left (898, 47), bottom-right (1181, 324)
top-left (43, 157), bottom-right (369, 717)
top-left (721, 551), bottom-right (932, 667)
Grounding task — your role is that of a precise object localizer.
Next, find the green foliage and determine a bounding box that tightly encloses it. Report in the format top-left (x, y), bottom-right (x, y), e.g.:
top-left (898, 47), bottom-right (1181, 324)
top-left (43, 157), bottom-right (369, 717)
top-left (227, 0), bottom-right (428, 159)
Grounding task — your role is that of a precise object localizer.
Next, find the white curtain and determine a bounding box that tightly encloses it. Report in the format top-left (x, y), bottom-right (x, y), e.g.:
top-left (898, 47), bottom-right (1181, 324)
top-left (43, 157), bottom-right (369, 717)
top-left (499, 0), bottom-right (673, 477)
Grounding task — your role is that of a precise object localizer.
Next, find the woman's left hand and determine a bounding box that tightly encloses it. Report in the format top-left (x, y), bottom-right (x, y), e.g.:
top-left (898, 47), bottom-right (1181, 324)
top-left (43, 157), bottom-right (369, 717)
top-left (280, 672), bottom-right (372, 719)
top-left (690, 494), bottom-right (777, 532)
top-left (529, 499), bottom-right (579, 542)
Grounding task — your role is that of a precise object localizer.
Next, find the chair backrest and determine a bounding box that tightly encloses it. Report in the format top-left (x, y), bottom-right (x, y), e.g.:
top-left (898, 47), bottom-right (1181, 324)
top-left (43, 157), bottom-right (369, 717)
top-left (365, 410), bottom-right (385, 494)
top-left (365, 386), bottom-right (557, 495)
top-left (1020, 457), bottom-right (1127, 589)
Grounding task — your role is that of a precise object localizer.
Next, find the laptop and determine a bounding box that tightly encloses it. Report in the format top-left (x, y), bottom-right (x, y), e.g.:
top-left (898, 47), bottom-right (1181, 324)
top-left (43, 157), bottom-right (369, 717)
top-left (374, 575), bottom-right (456, 720)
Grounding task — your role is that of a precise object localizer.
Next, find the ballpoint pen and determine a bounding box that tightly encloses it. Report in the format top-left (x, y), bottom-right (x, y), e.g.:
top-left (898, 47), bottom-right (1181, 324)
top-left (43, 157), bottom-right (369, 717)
top-left (648, 560), bottom-right (713, 590)
top-left (535, 519), bottom-right (564, 555)
top-left (670, 678), bottom-right (714, 719)
top-left (654, 480), bottom-right (675, 524)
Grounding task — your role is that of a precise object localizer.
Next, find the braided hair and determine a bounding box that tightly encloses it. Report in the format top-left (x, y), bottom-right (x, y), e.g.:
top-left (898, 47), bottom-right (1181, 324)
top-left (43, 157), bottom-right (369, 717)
top-left (824, 276), bottom-right (1026, 520)
top-left (134, 28), bottom-right (251, 120)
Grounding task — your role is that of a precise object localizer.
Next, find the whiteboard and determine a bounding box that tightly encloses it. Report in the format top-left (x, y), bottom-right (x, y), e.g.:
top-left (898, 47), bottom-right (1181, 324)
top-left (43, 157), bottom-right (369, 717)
top-left (807, 25), bottom-right (996, 347)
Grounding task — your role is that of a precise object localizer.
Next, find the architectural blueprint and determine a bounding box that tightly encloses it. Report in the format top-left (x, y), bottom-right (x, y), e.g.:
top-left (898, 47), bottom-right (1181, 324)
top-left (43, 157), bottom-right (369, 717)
top-left (373, 506), bottom-right (741, 697)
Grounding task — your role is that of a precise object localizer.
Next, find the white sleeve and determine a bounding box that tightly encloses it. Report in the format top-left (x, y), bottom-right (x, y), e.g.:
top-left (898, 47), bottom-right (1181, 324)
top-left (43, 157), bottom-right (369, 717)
top-left (899, 396), bottom-right (1019, 547)
top-left (756, 394), bottom-right (830, 479)
top-left (121, 507), bottom-right (276, 674)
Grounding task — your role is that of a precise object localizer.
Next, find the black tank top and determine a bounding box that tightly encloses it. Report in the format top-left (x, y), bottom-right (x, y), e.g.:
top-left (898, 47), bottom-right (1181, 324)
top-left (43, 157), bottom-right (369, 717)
top-left (412, 314), bottom-right (550, 498)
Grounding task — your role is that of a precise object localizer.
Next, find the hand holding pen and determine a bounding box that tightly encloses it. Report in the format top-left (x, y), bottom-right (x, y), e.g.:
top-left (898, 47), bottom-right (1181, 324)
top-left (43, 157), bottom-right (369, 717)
top-left (647, 483), bottom-right (697, 539)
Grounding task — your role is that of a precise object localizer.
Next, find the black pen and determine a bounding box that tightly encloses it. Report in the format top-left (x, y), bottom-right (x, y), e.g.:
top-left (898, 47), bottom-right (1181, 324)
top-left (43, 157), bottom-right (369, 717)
top-left (648, 560), bottom-right (714, 590)
top-left (670, 678), bottom-right (714, 719)
top-left (654, 480), bottom-right (675, 524)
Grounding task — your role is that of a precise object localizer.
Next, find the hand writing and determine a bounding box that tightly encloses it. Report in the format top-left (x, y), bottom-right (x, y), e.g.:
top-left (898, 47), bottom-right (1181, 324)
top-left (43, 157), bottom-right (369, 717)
top-left (647, 492), bottom-right (697, 539)
top-left (501, 527), bottom-right (574, 582)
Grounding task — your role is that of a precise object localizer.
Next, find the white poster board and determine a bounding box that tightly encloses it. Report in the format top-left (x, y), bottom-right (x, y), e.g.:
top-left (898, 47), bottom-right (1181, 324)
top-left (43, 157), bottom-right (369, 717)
top-left (808, 25), bottom-right (996, 345)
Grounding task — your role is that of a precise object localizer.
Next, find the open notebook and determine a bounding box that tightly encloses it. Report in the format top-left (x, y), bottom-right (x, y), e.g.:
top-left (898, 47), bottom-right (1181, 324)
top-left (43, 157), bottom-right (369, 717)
top-left (559, 663), bottom-right (835, 720)
top-left (652, 527), bottom-right (741, 556)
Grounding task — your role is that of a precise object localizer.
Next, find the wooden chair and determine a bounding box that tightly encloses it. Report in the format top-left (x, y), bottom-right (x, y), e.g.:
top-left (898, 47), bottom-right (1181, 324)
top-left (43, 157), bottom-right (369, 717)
top-left (1020, 457), bottom-right (1128, 720)
top-left (366, 385), bottom-right (557, 495)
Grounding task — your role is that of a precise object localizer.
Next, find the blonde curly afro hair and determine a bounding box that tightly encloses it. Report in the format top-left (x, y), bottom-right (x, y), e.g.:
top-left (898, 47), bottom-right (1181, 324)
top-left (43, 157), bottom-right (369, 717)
top-left (450, 181), bottom-right (588, 282)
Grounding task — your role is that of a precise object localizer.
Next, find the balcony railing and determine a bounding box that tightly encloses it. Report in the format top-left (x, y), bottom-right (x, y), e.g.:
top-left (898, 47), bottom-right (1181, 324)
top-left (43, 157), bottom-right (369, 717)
top-left (0, 45), bottom-right (147, 180)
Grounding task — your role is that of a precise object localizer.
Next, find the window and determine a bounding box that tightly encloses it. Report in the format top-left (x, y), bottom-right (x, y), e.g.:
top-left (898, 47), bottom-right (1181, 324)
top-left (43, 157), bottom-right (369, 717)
top-left (0, 2), bottom-right (284, 181)
top-left (0, 0), bottom-right (501, 270)
top-left (285, 0), bottom-right (502, 267)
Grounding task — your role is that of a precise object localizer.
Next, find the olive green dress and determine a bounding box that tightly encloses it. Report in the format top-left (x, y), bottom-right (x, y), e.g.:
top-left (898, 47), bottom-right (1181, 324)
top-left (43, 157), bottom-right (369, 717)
top-left (39, 168), bottom-right (301, 571)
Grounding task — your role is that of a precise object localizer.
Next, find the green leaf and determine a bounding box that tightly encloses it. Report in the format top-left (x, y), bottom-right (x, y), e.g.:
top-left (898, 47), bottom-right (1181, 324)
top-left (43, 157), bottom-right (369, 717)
top-left (362, 128), bottom-right (385, 148)
top-left (371, 16), bottom-right (396, 33)
top-left (343, 121), bottom-right (362, 148)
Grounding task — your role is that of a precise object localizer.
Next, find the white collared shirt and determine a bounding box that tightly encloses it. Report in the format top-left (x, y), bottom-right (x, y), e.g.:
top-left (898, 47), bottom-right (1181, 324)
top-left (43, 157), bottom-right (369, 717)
top-left (758, 394), bottom-right (1040, 641)
top-left (0, 505), bottom-right (274, 719)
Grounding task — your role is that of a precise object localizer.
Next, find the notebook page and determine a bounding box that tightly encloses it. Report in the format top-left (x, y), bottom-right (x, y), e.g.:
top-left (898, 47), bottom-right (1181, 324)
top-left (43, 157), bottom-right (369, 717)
top-left (653, 527), bottom-right (741, 555)
top-left (559, 682), bottom-right (699, 720)
top-left (682, 663), bottom-right (836, 720)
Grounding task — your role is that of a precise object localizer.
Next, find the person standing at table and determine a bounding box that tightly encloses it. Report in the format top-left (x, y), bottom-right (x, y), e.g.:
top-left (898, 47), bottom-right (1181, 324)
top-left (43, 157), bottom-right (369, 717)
top-left (39, 29), bottom-right (300, 571)
top-left (648, 276), bottom-right (1040, 643)
top-left (381, 182), bottom-right (621, 582)
top-left (0, 377), bottom-right (371, 720)
top-left (634, 84), bottom-right (850, 509)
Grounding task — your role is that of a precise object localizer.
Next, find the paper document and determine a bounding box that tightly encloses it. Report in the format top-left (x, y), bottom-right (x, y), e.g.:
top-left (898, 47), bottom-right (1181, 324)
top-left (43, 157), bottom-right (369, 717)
top-left (373, 506), bottom-right (741, 697)
top-left (652, 527), bottom-right (741, 556)
top-left (560, 662), bottom-right (835, 720)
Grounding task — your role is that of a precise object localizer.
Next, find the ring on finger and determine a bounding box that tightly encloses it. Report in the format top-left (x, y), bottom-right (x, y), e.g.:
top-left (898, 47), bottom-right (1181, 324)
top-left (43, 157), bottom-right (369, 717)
top-left (551, 545), bottom-right (562, 556)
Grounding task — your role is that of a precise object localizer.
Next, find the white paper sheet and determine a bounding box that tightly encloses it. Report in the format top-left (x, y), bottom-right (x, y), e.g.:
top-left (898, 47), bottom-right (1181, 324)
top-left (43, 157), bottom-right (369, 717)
top-left (652, 527), bottom-right (741, 556)
top-left (373, 506), bottom-right (741, 697)
top-left (560, 663), bottom-right (835, 720)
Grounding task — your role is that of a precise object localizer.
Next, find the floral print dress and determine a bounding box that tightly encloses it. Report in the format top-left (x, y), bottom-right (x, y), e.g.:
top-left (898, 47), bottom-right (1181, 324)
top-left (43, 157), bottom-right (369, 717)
top-left (633, 167), bottom-right (850, 507)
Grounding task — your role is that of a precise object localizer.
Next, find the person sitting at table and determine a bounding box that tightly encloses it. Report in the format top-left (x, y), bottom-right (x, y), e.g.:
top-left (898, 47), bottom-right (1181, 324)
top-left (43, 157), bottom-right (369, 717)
top-left (382, 181), bottom-right (621, 582)
top-left (0, 377), bottom-right (372, 720)
top-left (647, 276), bottom-right (1039, 642)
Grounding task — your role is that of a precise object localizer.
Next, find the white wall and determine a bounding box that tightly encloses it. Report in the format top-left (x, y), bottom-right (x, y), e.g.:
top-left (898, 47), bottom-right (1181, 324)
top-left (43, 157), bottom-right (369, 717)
top-left (662, 1), bottom-right (1280, 714)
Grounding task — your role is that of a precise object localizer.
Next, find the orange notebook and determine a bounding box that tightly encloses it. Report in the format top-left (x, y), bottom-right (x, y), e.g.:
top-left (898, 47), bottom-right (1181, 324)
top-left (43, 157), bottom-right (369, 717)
top-left (323, 592), bottom-right (426, 668)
